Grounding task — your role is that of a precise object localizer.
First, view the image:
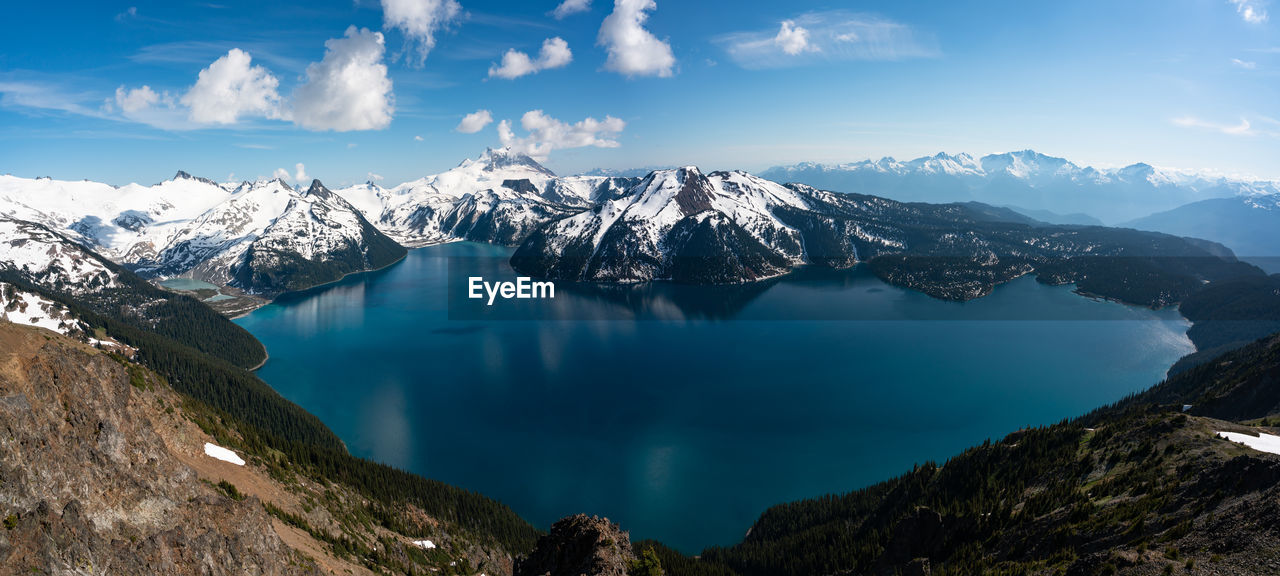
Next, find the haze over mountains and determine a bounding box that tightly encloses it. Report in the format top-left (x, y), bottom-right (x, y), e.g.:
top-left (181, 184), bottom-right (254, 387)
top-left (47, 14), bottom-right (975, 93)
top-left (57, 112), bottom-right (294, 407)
top-left (761, 150), bottom-right (1280, 226)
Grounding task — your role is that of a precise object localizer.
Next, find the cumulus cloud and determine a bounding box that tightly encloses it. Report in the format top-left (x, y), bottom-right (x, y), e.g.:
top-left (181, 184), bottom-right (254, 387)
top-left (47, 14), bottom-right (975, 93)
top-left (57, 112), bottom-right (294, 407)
top-left (181, 49), bottom-right (282, 124)
top-left (295, 163), bottom-right (309, 183)
top-left (553, 0), bottom-right (591, 19)
top-left (597, 0), bottom-right (675, 77)
top-left (107, 84), bottom-right (190, 129)
top-left (292, 26), bottom-right (395, 132)
top-left (368, 172), bottom-right (385, 182)
top-left (1230, 0), bottom-right (1269, 23)
top-left (414, 135), bottom-right (424, 141)
top-left (381, 0), bottom-right (463, 65)
top-left (114, 85), bottom-right (165, 113)
top-left (273, 167), bottom-right (291, 181)
top-left (775, 21), bottom-right (816, 55)
top-left (716, 11), bottom-right (938, 69)
top-left (488, 37), bottom-right (573, 79)
top-left (496, 110), bottom-right (625, 161)
top-left (456, 109), bottom-right (493, 133)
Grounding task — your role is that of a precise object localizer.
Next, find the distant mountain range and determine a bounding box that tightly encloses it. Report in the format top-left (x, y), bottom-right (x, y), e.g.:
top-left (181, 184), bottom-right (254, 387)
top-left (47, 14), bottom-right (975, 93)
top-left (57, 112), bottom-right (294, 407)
top-left (0, 148), bottom-right (1273, 304)
top-left (761, 150), bottom-right (1280, 225)
top-left (1126, 194), bottom-right (1280, 266)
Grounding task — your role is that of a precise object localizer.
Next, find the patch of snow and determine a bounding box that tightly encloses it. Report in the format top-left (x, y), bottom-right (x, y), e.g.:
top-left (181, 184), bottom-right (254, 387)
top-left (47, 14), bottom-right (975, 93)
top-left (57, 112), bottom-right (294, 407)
top-left (412, 540), bottom-right (437, 549)
top-left (1217, 431), bottom-right (1280, 456)
top-left (203, 442), bottom-right (246, 466)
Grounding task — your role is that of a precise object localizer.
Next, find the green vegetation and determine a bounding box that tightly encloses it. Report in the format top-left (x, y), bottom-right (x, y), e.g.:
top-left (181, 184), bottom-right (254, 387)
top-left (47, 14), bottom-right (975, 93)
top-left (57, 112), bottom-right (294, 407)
top-left (4, 513), bottom-right (17, 530)
top-left (629, 546), bottom-right (666, 576)
top-left (216, 480), bottom-right (246, 501)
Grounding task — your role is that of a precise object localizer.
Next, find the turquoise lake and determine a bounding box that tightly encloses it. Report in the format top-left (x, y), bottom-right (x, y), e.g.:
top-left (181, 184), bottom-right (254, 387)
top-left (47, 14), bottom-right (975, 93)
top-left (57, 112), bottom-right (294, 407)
top-left (235, 242), bottom-right (1195, 553)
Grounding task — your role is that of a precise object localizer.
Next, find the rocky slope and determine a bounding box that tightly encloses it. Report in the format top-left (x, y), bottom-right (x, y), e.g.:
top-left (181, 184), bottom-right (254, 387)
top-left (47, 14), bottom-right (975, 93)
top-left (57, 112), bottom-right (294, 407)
top-left (0, 320), bottom-right (522, 575)
top-left (514, 515), bottom-right (637, 576)
top-left (0, 322), bottom-right (313, 574)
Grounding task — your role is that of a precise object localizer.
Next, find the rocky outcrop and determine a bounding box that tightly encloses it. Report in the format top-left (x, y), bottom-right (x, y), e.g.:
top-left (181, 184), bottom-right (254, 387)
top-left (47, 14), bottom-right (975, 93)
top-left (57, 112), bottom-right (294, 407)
top-left (514, 515), bottom-right (635, 576)
top-left (0, 322), bottom-right (313, 575)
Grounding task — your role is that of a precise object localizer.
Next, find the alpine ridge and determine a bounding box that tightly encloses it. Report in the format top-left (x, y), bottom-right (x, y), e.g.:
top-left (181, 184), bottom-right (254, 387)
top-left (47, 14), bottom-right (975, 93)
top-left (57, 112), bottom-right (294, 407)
top-left (0, 148), bottom-right (1271, 309)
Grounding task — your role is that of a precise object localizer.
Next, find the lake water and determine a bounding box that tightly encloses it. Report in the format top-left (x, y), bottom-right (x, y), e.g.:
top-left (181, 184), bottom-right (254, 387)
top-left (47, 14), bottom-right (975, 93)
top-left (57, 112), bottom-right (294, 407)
top-left (159, 277), bottom-right (219, 291)
top-left (235, 242), bottom-right (1195, 553)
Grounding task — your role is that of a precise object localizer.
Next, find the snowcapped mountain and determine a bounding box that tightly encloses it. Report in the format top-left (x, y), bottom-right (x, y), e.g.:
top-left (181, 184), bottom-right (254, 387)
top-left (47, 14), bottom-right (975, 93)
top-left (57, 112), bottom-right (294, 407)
top-left (512, 167), bottom-right (813, 283)
top-left (0, 172), bottom-right (405, 297)
top-left (509, 166), bottom-right (1260, 302)
top-left (228, 180), bottom-right (406, 295)
top-left (0, 171), bottom-right (236, 264)
top-left (130, 178), bottom-right (405, 296)
top-left (761, 151), bottom-right (1280, 224)
top-left (131, 178), bottom-right (297, 285)
top-left (334, 148), bottom-right (635, 247)
top-left (0, 148), bottom-right (1269, 307)
top-left (0, 217), bottom-right (119, 293)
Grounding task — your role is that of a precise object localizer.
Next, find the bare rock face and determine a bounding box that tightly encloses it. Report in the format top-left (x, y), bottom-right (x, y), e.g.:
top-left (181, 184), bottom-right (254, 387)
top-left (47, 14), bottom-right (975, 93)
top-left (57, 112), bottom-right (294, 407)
top-left (514, 514), bottom-right (635, 576)
top-left (0, 323), bottom-right (314, 575)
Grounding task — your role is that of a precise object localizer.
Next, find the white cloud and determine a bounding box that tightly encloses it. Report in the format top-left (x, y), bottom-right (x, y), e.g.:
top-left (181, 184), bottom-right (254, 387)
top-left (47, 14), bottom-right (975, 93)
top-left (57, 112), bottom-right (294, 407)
top-left (456, 109), bottom-right (493, 133)
top-left (553, 0), bottom-right (591, 19)
top-left (273, 167), bottom-right (291, 181)
top-left (181, 49), bottom-right (282, 124)
top-left (114, 85), bottom-right (165, 113)
top-left (295, 163), bottom-right (309, 183)
top-left (775, 21), bottom-right (816, 56)
top-left (497, 110), bottom-right (625, 161)
top-left (115, 7), bottom-right (138, 22)
top-left (1232, 58), bottom-right (1258, 69)
top-left (716, 11), bottom-right (938, 69)
top-left (597, 0), bottom-right (675, 78)
top-left (108, 85), bottom-right (193, 129)
top-left (292, 26), bottom-right (395, 132)
top-left (414, 135), bottom-right (424, 141)
top-left (368, 172), bottom-right (385, 182)
top-left (380, 0), bottom-right (463, 65)
top-left (488, 37), bottom-right (573, 79)
top-left (1173, 116), bottom-right (1267, 136)
top-left (1230, 0), bottom-right (1269, 23)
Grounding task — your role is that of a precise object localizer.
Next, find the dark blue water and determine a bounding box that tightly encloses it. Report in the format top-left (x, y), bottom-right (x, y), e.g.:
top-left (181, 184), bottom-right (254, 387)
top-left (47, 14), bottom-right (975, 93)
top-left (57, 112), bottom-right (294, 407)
top-left (235, 242), bottom-right (1194, 553)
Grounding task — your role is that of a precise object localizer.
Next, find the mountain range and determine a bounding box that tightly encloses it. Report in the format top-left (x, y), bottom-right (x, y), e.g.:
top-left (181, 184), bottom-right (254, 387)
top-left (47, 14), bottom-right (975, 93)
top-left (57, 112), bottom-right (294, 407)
top-left (761, 150), bottom-right (1280, 225)
top-left (1, 148), bottom-right (1275, 304)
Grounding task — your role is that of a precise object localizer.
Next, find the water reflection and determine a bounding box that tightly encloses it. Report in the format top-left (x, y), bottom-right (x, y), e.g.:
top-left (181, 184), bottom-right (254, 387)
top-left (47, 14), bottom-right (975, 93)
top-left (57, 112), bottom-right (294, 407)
top-left (237, 242), bottom-right (1197, 554)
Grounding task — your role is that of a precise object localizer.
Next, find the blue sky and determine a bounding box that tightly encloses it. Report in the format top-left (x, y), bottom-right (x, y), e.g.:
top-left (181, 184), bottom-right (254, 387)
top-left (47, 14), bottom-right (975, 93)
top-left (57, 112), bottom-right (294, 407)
top-left (1, 0), bottom-right (1277, 186)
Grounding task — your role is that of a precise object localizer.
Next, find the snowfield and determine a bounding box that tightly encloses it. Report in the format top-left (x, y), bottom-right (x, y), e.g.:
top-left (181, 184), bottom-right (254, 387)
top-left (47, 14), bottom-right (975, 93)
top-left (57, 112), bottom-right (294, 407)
top-left (1217, 431), bottom-right (1280, 456)
top-left (203, 442), bottom-right (246, 466)
top-left (0, 282), bottom-right (86, 336)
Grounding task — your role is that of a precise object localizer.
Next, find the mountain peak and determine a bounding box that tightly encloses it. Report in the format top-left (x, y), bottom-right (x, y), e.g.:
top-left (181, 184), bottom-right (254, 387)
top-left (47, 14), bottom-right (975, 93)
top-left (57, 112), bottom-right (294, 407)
top-left (477, 147), bottom-right (556, 177)
top-left (304, 179), bottom-right (329, 196)
top-left (171, 171), bottom-right (219, 187)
